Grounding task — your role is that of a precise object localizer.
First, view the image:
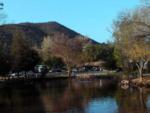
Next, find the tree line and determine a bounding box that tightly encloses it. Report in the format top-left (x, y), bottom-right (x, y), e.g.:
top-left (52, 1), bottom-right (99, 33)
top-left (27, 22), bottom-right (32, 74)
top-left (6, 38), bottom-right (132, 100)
top-left (0, 24), bottom-right (149, 79)
top-left (0, 30), bottom-right (117, 76)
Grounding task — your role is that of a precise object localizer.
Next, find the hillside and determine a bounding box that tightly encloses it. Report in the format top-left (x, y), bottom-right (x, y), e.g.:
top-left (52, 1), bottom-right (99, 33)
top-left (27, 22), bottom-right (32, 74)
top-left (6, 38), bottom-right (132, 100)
top-left (0, 21), bottom-right (98, 47)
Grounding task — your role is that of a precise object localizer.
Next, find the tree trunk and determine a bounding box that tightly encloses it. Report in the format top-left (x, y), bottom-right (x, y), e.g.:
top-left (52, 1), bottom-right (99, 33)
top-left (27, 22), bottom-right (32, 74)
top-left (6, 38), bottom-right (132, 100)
top-left (68, 69), bottom-right (71, 78)
top-left (66, 62), bottom-right (72, 78)
top-left (139, 67), bottom-right (143, 83)
top-left (136, 60), bottom-right (145, 83)
top-left (67, 65), bottom-right (72, 78)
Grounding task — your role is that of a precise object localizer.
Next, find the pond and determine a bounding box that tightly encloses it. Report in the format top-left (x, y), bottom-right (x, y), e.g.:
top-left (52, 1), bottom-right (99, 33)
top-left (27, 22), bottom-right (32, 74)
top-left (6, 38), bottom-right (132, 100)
top-left (0, 79), bottom-right (150, 113)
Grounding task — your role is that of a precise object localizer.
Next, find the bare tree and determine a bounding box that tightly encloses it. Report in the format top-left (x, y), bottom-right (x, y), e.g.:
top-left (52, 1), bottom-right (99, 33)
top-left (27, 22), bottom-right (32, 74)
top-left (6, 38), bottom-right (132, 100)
top-left (0, 2), bottom-right (6, 24)
top-left (50, 33), bottom-right (83, 77)
top-left (140, 0), bottom-right (150, 6)
top-left (40, 36), bottom-right (52, 62)
top-left (113, 7), bottom-right (150, 82)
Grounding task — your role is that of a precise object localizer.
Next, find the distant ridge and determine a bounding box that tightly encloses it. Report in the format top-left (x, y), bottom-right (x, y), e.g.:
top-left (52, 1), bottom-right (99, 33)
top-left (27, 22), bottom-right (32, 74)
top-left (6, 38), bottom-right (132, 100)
top-left (0, 21), bottom-right (98, 47)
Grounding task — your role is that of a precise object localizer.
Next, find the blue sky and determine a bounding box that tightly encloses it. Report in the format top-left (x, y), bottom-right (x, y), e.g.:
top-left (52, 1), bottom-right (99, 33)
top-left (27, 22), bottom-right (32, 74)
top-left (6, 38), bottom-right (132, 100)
top-left (3, 0), bottom-right (140, 43)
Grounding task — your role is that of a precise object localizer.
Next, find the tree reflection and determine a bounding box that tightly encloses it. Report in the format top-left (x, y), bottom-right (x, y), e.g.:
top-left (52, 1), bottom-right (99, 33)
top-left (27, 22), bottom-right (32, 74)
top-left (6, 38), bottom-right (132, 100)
top-left (37, 79), bottom-right (117, 113)
top-left (0, 79), bottom-right (117, 113)
top-left (115, 86), bottom-right (149, 113)
top-left (0, 82), bottom-right (46, 113)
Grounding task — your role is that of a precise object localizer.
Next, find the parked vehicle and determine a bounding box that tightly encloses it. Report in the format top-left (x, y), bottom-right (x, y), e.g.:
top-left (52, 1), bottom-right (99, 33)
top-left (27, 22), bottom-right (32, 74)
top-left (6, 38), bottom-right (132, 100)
top-left (92, 66), bottom-right (103, 71)
top-left (34, 65), bottom-right (48, 74)
top-left (77, 66), bottom-right (103, 72)
top-left (8, 72), bottom-right (18, 78)
top-left (72, 68), bottom-right (78, 72)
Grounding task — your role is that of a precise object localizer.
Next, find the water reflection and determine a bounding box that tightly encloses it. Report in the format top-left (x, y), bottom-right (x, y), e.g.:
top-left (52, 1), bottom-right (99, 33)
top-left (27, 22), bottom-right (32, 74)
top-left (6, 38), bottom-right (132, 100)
top-left (116, 87), bottom-right (149, 113)
top-left (37, 79), bottom-right (117, 113)
top-left (86, 98), bottom-right (118, 113)
top-left (0, 82), bottom-right (46, 113)
top-left (0, 79), bottom-right (150, 113)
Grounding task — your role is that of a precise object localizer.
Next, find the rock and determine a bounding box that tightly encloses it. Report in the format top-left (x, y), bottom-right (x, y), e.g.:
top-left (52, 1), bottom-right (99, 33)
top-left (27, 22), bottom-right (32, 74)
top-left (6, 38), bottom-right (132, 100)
top-left (121, 80), bottom-right (129, 85)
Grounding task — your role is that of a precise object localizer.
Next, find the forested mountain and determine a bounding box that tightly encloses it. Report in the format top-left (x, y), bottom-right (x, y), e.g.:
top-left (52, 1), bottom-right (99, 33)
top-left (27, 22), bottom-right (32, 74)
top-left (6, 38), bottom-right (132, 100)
top-left (0, 21), bottom-right (98, 47)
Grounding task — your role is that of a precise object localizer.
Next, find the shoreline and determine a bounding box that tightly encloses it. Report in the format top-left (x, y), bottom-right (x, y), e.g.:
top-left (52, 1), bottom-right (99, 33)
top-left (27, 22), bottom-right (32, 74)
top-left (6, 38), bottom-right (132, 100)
top-left (0, 73), bottom-right (119, 86)
top-left (131, 76), bottom-right (150, 87)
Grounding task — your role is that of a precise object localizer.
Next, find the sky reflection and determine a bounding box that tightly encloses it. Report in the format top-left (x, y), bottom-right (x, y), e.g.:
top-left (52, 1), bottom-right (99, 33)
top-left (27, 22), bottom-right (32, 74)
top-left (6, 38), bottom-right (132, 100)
top-left (86, 98), bottom-right (118, 113)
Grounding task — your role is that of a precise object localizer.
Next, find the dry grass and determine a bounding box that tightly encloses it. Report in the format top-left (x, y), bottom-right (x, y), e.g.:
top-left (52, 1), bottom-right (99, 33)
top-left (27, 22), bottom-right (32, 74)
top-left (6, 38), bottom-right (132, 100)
top-left (132, 76), bottom-right (150, 86)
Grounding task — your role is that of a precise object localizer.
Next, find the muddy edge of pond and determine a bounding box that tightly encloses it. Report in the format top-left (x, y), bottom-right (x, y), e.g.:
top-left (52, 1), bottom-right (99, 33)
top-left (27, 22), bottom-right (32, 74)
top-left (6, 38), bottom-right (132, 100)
top-left (131, 76), bottom-right (150, 88)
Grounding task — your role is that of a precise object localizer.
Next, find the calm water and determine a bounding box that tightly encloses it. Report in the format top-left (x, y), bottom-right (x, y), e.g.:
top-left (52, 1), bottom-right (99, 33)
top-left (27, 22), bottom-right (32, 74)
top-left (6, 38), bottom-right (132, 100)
top-left (0, 79), bottom-right (150, 113)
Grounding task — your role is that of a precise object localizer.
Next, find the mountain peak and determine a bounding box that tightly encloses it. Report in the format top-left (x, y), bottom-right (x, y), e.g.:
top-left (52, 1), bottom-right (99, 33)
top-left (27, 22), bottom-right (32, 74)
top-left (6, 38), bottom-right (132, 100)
top-left (0, 21), bottom-right (98, 47)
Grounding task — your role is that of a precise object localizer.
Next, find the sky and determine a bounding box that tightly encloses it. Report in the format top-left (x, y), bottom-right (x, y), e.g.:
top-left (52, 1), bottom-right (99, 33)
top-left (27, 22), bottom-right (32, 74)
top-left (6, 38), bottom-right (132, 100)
top-left (2, 0), bottom-right (140, 43)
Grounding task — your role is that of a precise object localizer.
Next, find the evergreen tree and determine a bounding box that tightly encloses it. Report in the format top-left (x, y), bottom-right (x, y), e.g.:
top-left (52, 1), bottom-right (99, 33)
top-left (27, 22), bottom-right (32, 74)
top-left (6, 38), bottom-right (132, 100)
top-left (10, 30), bottom-right (40, 71)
